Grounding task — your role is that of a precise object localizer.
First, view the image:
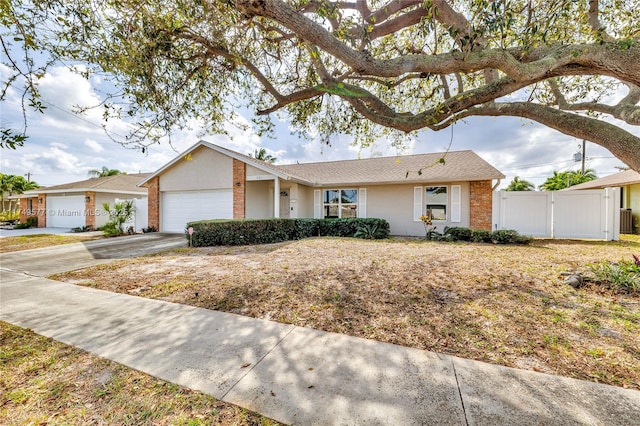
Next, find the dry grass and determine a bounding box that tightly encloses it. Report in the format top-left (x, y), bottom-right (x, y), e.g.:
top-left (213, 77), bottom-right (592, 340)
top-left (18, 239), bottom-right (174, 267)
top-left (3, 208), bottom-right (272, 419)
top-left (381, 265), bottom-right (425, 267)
top-left (52, 236), bottom-right (640, 390)
top-left (0, 322), bottom-right (280, 425)
top-left (0, 233), bottom-right (103, 253)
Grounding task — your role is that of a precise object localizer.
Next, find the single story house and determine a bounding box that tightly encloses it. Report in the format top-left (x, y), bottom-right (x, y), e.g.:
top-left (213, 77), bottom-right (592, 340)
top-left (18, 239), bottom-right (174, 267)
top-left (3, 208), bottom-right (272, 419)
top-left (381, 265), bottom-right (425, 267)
top-left (568, 169), bottom-right (640, 234)
top-left (17, 173), bottom-right (150, 229)
top-left (138, 141), bottom-right (505, 236)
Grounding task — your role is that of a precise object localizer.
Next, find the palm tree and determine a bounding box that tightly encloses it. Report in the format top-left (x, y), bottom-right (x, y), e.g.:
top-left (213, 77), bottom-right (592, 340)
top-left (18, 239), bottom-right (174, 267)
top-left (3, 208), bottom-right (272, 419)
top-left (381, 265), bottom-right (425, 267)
top-left (88, 166), bottom-right (125, 178)
top-left (0, 174), bottom-right (39, 211)
top-left (539, 169), bottom-right (597, 191)
top-left (250, 148), bottom-right (277, 164)
top-left (505, 176), bottom-right (535, 191)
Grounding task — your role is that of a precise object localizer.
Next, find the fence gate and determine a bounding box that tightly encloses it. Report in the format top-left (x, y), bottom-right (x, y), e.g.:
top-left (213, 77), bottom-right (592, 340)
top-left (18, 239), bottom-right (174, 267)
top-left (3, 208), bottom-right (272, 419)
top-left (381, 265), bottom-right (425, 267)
top-left (492, 188), bottom-right (620, 241)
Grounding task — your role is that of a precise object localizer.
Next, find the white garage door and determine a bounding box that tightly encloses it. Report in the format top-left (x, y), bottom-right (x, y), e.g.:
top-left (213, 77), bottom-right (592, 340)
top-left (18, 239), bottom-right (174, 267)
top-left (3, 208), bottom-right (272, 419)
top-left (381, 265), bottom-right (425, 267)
top-left (47, 195), bottom-right (85, 228)
top-left (162, 190), bottom-right (233, 232)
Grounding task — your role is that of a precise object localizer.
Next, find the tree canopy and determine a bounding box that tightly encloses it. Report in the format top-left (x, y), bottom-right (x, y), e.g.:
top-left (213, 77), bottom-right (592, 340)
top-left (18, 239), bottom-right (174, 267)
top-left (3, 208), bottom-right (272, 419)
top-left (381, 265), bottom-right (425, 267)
top-left (505, 176), bottom-right (535, 191)
top-left (0, 173), bottom-right (39, 211)
top-left (250, 148), bottom-right (277, 163)
top-left (539, 169), bottom-right (597, 191)
top-left (2, 0), bottom-right (639, 170)
top-left (88, 167), bottom-right (125, 178)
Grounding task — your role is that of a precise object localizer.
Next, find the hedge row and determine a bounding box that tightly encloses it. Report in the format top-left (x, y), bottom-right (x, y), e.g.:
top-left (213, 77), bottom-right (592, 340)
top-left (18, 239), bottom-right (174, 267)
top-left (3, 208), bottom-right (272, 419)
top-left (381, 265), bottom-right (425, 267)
top-left (186, 218), bottom-right (390, 247)
top-left (439, 226), bottom-right (532, 244)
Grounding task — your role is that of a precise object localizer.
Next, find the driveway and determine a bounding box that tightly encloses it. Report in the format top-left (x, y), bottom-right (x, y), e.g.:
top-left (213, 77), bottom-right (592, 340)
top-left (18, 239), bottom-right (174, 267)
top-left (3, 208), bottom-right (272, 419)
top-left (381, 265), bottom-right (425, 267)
top-left (0, 233), bottom-right (187, 276)
top-left (0, 227), bottom-right (80, 237)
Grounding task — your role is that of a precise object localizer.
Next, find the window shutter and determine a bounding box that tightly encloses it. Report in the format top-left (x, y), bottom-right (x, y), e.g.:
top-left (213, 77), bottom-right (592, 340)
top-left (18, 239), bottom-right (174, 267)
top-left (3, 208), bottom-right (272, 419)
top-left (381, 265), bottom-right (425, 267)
top-left (314, 190), bottom-right (321, 218)
top-left (451, 185), bottom-right (461, 223)
top-left (358, 188), bottom-right (367, 218)
top-left (413, 187), bottom-right (422, 221)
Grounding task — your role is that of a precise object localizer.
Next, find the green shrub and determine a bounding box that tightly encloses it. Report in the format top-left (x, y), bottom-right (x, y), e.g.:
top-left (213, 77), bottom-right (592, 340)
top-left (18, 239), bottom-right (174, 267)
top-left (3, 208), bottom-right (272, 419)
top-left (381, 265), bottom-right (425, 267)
top-left (25, 216), bottom-right (38, 227)
top-left (491, 229), bottom-right (532, 245)
top-left (13, 222), bottom-right (30, 229)
top-left (292, 218), bottom-right (319, 239)
top-left (319, 218), bottom-right (389, 238)
top-left (187, 218), bottom-right (389, 247)
top-left (101, 222), bottom-right (122, 237)
top-left (354, 223), bottom-right (388, 240)
top-left (0, 210), bottom-right (19, 222)
top-left (443, 227), bottom-right (472, 241)
top-left (589, 260), bottom-right (639, 293)
top-left (71, 225), bottom-right (93, 233)
top-left (471, 229), bottom-right (492, 243)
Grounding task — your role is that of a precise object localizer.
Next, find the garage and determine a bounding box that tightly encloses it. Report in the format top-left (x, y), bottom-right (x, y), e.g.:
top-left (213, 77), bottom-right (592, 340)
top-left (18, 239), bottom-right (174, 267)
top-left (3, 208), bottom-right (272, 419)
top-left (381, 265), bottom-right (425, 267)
top-left (162, 190), bottom-right (233, 232)
top-left (47, 195), bottom-right (85, 228)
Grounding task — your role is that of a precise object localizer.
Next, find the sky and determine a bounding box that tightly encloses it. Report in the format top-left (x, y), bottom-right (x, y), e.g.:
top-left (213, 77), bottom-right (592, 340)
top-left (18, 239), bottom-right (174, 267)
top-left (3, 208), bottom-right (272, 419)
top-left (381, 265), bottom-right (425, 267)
top-left (0, 64), bottom-right (632, 189)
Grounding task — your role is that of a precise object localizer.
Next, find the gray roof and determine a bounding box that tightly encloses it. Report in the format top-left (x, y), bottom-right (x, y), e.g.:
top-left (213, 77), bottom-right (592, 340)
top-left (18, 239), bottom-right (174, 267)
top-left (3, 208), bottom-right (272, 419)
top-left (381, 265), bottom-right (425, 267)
top-left (139, 140), bottom-right (504, 188)
top-left (278, 150), bottom-right (505, 186)
top-left (568, 170), bottom-right (640, 190)
top-left (24, 173), bottom-right (150, 195)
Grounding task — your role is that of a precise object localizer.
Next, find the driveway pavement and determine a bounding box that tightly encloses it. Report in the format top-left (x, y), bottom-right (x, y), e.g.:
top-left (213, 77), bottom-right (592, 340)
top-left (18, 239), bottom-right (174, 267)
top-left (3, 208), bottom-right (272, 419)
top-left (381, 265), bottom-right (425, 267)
top-left (0, 227), bottom-right (79, 237)
top-left (1, 237), bottom-right (639, 425)
top-left (0, 233), bottom-right (186, 275)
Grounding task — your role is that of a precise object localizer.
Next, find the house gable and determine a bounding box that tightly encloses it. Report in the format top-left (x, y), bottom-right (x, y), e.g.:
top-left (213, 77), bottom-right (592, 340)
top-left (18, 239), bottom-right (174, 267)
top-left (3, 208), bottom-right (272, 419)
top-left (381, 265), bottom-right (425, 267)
top-left (159, 145), bottom-right (233, 191)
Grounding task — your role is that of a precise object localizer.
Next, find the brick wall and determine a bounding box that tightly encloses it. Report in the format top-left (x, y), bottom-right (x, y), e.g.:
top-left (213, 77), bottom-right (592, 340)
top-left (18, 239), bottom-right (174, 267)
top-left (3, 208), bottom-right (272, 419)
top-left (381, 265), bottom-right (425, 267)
top-left (85, 191), bottom-right (96, 229)
top-left (36, 194), bottom-right (46, 227)
top-left (147, 177), bottom-right (160, 230)
top-left (233, 159), bottom-right (246, 219)
top-left (469, 180), bottom-right (493, 231)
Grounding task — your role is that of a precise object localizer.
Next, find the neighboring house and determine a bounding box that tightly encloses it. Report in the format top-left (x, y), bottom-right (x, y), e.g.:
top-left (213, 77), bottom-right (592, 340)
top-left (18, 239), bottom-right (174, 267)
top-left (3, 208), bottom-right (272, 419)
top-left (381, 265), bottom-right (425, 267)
top-left (138, 141), bottom-right (505, 236)
top-left (567, 169), bottom-right (640, 234)
top-left (16, 173), bottom-right (150, 229)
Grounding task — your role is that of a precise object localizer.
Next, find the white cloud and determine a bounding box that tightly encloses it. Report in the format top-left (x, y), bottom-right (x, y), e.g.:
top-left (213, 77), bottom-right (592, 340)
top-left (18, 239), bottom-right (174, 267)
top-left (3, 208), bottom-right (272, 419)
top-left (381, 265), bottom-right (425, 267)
top-left (84, 139), bottom-right (104, 153)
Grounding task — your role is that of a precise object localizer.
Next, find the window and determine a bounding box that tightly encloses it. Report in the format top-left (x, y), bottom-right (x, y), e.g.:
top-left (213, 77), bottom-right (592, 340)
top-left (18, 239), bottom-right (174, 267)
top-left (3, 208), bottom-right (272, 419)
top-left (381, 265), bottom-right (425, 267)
top-left (323, 189), bottom-right (357, 218)
top-left (414, 185), bottom-right (461, 223)
top-left (425, 186), bottom-right (447, 220)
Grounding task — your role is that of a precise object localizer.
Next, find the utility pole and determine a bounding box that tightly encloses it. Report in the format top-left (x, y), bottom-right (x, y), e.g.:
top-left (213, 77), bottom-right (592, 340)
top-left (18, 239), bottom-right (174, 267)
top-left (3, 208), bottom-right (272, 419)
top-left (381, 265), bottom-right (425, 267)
top-left (581, 140), bottom-right (586, 174)
top-left (24, 172), bottom-right (31, 182)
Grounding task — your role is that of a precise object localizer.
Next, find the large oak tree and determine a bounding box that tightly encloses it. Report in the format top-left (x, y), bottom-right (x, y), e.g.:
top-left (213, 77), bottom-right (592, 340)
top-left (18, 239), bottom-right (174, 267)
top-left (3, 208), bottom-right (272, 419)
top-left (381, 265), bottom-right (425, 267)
top-left (2, 0), bottom-right (639, 170)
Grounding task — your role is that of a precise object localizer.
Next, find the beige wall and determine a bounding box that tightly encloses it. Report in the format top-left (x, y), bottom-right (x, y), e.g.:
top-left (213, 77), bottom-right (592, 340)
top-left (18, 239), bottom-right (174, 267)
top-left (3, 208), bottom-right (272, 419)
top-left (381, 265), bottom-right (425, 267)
top-left (627, 184), bottom-right (640, 233)
top-left (95, 192), bottom-right (146, 228)
top-left (246, 180), bottom-right (272, 219)
top-left (296, 185), bottom-right (315, 219)
top-left (159, 146), bottom-right (233, 191)
top-left (365, 183), bottom-right (471, 236)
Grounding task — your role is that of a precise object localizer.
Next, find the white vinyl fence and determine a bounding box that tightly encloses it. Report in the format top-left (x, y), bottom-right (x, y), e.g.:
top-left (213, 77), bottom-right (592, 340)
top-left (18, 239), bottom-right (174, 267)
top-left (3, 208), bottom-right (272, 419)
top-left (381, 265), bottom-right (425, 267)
top-left (492, 188), bottom-right (620, 241)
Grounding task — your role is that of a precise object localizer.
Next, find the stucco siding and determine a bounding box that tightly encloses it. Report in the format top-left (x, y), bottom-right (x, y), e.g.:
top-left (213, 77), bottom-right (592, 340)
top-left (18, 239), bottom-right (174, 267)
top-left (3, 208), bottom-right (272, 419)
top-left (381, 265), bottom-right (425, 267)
top-left (296, 185), bottom-right (315, 219)
top-left (364, 183), bottom-right (471, 236)
top-left (95, 192), bottom-right (146, 228)
top-left (628, 183), bottom-right (640, 233)
top-left (246, 180), bottom-right (272, 219)
top-left (159, 146), bottom-right (233, 191)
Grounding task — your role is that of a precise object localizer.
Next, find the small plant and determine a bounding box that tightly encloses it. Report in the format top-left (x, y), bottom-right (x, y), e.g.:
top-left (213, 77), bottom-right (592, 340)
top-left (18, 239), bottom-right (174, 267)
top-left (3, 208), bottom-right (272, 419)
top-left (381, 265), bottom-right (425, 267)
top-left (0, 210), bottom-right (19, 223)
top-left (102, 200), bottom-right (135, 236)
top-left (13, 222), bottom-right (30, 229)
top-left (71, 225), bottom-right (93, 233)
top-left (419, 215), bottom-right (441, 240)
top-left (25, 216), bottom-right (38, 227)
top-left (354, 223), bottom-right (387, 240)
top-left (589, 257), bottom-right (640, 293)
top-left (142, 226), bottom-right (157, 233)
top-left (101, 222), bottom-right (121, 237)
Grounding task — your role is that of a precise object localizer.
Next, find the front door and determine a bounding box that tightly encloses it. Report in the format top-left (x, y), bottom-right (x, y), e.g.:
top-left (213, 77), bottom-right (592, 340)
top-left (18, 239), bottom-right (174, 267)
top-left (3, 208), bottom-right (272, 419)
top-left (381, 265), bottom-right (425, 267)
top-left (279, 190), bottom-right (290, 218)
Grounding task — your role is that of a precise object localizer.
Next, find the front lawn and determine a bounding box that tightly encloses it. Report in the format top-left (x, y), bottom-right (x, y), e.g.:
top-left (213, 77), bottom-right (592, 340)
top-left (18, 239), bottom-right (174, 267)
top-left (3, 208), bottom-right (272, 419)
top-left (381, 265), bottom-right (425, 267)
top-left (51, 236), bottom-right (640, 390)
top-left (0, 233), bottom-right (103, 253)
top-left (0, 322), bottom-right (279, 425)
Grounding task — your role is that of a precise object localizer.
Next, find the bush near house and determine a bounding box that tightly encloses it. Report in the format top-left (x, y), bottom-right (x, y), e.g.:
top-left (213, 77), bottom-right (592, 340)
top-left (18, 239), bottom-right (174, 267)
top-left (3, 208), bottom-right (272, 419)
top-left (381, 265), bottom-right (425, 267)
top-left (187, 218), bottom-right (390, 247)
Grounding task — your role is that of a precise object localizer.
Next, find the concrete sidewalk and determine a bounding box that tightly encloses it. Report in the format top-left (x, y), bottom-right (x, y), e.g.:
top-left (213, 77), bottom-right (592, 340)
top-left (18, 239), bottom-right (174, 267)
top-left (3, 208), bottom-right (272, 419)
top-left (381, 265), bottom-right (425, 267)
top-left (1, 268), bottom-right (638, 425)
